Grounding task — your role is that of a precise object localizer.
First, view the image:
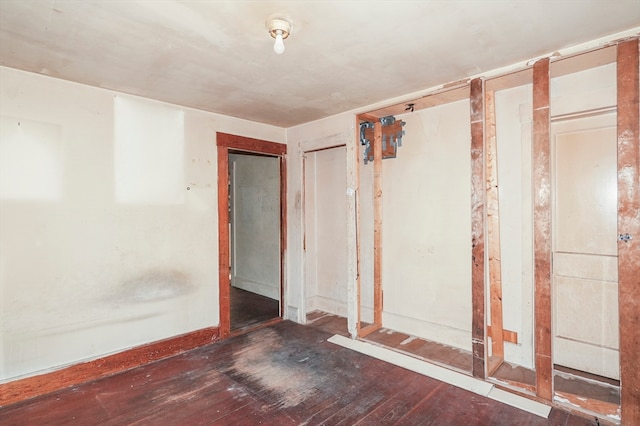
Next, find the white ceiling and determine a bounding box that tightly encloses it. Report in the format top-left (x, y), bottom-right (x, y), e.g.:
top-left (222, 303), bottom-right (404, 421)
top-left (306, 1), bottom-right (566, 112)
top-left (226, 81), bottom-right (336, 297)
top-left (0, 1), bottom-right (638, 128)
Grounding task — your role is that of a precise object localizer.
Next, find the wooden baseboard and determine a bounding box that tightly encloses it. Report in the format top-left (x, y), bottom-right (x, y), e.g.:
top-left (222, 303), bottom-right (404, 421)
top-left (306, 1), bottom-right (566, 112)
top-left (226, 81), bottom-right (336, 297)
top-left (0, 326), bottom-right (219, 407)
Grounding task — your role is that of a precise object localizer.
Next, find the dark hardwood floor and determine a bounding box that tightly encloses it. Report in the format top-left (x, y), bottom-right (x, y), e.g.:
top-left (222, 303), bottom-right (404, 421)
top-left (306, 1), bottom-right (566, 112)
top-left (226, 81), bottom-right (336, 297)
top-left (230, 286), bottom-right (279, 331)
top-left (0, 319), bottom-right (597, 425)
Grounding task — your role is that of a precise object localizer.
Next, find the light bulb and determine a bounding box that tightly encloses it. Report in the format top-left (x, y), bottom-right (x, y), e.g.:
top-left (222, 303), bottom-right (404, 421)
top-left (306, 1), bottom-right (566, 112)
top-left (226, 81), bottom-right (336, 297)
top-left (273, 30), bottom-right (285, 54)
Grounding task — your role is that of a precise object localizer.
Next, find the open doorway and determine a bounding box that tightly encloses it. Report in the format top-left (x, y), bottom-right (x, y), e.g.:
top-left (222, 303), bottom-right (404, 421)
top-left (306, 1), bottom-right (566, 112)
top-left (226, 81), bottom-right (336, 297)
top-left (217, 133), bottom-right (286, 338)
top-left (551, 112), bottom-right (620, 411)
top-left (229, 152), bottom-right (281, 331)
top-left (303, 146), bottom-right (348, 318)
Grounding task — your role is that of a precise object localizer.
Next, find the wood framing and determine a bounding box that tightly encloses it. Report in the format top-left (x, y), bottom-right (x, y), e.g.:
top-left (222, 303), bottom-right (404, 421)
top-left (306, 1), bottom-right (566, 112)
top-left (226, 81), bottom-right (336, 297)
top-left (372, 121), bottom-right (383, 327)
top-left (469, 77), bottom-right (486, 380)
top-left (485, 89), bottom-right (505, 368)
top-left (347, 122), bottom-right (360, 338)
top-left (367, 84), bottom-right (469, 124)
top-left (359, 119), bottom-right (383, 338)
top-left (486, 325), bottom-right (518, 344)
top-left (0, 326), bottom-right (219, 406)
top-left (532, 58), bottom-right (553, 401)
top-left (617, 37), bottom-right (640, 426)
top-left (216, 132), bottom-right (287, 339)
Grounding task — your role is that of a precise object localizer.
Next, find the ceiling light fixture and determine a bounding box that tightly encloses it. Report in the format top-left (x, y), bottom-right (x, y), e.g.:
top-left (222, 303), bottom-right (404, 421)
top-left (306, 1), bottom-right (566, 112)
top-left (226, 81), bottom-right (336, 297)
top-left (266, 16), bottom-right (291, 55)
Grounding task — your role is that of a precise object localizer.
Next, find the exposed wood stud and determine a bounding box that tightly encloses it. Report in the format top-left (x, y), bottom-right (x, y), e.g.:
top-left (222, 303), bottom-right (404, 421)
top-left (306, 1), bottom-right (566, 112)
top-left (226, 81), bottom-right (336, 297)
top-left (469, 77), bottom-right (486, 380)
top-left (617, 37), bottom-right (640, 426)
top-left (347, 118), bottom-right (360, 338)
top-left (486, 325), bottom-right (518, 344)
top-left (485, 89), bottom-right (505, 361)
top-left (532, 57), bottom-right (553, 402)
top-left (372, 120), bottom-right (383, 327)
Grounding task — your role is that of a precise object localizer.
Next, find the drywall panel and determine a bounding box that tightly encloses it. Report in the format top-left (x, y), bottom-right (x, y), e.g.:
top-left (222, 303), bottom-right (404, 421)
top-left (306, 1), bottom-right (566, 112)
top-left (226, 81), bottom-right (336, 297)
top-left (381, 99), bottom-right (472, 351)
top-left (0, 66), bottom-right (284, 381)
top-left (494, 84), bottom-right (534, 369)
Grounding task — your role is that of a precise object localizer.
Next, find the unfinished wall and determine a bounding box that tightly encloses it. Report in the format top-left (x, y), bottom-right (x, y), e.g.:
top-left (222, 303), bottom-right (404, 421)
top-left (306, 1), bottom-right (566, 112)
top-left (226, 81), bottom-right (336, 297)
top-left (493, 83), bottom-right (535, 368)
top-left (381, 100), bottom-right (472, 351)
top-left (0, 66), bottom-right (284, 381)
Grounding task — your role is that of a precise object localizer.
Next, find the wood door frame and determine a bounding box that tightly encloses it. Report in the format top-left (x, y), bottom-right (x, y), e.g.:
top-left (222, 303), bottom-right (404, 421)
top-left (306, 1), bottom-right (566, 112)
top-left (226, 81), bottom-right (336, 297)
top-left (530, 40), bottom-right (639, 423)
top-left (217, 132), bottom-right (287, 339)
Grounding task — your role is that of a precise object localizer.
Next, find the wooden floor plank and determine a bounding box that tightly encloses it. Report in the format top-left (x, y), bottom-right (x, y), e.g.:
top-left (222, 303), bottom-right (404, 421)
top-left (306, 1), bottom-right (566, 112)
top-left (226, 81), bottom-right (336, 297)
top-left (0, 319), bottom-right (598, 425)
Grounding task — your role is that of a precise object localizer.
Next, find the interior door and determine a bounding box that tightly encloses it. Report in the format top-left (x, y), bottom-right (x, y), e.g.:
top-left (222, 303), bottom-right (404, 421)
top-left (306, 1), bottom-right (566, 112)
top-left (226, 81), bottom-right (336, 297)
top-left (552, 113), bottom-right (619, 379)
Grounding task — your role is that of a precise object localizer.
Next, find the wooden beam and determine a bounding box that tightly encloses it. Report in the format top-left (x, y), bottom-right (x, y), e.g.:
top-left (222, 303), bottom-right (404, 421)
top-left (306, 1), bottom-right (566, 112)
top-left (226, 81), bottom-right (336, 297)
top-left (0, 326), bottom-right (219, 406)
top-left (367, 85), bottom-right (470, 119)
top-left (550, 45), bottom-right (617, 78)
top-left (617, 37), bottom-right (640, 426)
top-left (358, 323), bottom-right (382, 338)
top-left (348, 118), bottom-right (360, 338)
top-left (532, 57), bottom-right (553, 402)
top-left (486, 325), bottom-right (519, 344)
top-left (555, 392), bottom-right (620, 419)
top-left (469, 77), bottom-right (486, 380)
top-left (372, 121), bottom-right (383, 327)
top-left (217, 132), bottom-right (286, 155)
top-left (485, 89), bottom-right (505, 361)
top-left (357, 113), bottom-right (380, 123)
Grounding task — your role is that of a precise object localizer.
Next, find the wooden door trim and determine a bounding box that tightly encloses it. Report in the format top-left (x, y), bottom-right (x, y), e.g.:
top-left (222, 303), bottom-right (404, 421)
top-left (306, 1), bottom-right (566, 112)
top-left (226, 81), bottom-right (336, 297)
top-left (216, 132), bottom-right (287, 339)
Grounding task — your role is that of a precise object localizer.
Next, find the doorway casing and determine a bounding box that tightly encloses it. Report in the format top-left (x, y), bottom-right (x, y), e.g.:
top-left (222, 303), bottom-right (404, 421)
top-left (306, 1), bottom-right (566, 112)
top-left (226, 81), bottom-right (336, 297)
top-left (217, 132), bottom-right (287, 339)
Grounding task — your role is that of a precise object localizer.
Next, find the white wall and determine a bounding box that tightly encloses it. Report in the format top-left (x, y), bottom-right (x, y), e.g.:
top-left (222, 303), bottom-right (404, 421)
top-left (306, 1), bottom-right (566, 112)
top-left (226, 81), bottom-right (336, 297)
top-left (286, 118), bottom-right (354, 323)
top-left (382, 100), bottom-right (472, 350)
top-left (0, 66), bottom-right (284, 381)
top-left (304, 146), bottom-right (348, 316)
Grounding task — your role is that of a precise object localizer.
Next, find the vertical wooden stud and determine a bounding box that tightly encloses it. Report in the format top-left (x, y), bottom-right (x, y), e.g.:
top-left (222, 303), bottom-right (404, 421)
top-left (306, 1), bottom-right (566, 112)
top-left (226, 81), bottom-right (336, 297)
top-left (347, 119), bottom-right (360, 338)
top-left (617, 37), bottom-right (640, 426)
top-left (373, 120), bottom-right (383, 326)
top-left (532, 57), bottom-right (552, 401)
top-left (217, 144), bottom-right (231, 339)
top-left (470, 77), bottom-right (486, 379)
top-left (485, 89), bottom-right (505, 370)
